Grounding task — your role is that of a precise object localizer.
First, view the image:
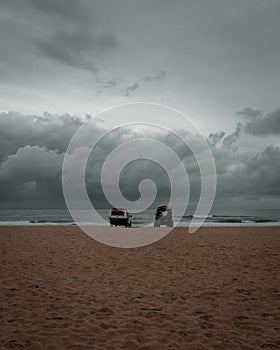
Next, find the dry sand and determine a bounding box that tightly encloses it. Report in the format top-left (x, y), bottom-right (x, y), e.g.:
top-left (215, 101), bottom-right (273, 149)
top-left (0, 226), bottom-right (280, 350)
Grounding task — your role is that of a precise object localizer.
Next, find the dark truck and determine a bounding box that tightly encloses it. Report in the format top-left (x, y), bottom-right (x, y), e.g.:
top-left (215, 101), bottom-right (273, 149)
top-left (154, 205), bottom-right (173, 227)
top-left (108, 208), bottom-right (132, 227)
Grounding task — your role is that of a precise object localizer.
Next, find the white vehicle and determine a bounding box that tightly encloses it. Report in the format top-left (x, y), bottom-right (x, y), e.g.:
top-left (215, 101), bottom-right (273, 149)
top-left (108, 208), bottom-right (132, 227)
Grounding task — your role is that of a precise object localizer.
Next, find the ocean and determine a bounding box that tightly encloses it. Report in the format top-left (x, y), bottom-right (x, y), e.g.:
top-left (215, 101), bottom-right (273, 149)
top-left (0, 208), bottom-right (279, 227)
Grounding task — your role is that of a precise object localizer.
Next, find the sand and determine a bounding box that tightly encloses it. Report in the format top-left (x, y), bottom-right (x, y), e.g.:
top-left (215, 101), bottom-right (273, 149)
top-left (0, 226), bottom-right (280, 350)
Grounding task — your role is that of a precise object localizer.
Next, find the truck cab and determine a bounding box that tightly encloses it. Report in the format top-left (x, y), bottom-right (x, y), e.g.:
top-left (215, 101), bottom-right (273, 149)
top-left (108, 208), bottom-right (132, 227)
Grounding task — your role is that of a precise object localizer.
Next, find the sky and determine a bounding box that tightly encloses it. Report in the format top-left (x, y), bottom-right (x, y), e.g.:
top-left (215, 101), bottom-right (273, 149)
top-left (0, 0), bottom-right (279, 210)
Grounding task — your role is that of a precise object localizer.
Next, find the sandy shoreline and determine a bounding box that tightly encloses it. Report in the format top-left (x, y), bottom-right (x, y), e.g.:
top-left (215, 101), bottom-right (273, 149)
top-left (0, 226), bottom-right (280, 349)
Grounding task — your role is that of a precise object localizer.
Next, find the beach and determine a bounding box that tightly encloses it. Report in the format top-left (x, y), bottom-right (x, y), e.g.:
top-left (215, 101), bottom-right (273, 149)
top-left (0, 226), bottom-right (279, 350)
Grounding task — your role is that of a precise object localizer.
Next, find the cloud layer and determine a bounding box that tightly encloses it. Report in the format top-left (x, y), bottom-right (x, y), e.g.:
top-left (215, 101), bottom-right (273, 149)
top-left (1, 0), bottom-right (280, 133)
top-left (0, 1), bottom-right (280, 209)
top-left (0, 108), bottom-right (279, 208)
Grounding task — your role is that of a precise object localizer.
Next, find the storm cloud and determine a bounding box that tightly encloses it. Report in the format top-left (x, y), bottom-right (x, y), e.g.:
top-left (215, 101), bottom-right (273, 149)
top-left (35, 29), bottom-right (119, 75)
top-left (0, 109), bottom-right (279, 208)
top-left (0, 112), bottom-right (82, 162)
top-left (243, 108), bottom-right (280, 136)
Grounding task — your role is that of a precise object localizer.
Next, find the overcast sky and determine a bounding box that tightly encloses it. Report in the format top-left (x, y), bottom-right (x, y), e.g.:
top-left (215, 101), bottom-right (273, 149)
top-left (1, 0), bottom-right (280, 132)
top-left (0, 0), bottom-right (280, 210)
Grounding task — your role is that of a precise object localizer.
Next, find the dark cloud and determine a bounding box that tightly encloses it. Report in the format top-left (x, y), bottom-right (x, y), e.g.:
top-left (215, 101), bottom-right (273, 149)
top-left (224, 107), bottom-right (280, 146)
top-left (121, 70), bottom-right (166, 97)
top-left (27, 0), bottom-right (89, 21)
top-left (122, 83), bottom-right (139, 97)
top-left (208, 131), bottom-right (225, 147)
top-left (236, 107), bottom-right (262, 120)
top-left (30, 0), bottom-right (120, 80)
top-left (243, 108), bottom-right (280, 136)
top-left (0, 145), bottom-right (65, 207)
top-left (0, 112), bottom-right (82, 162)
top-left (0, 110), bottom-right (280, 208)
top-left (217, 145), bottom-right (280, 197)
top-left (0, 0), bottom-right (120, 94)
top-left (0, 145), bottom-right (63, 183)
top-left (222, 123), bottom-right (243, 149)
top-left (246, 146), bottom-right (280, 195)
top-left (35, 28), bottom-right (119, 75)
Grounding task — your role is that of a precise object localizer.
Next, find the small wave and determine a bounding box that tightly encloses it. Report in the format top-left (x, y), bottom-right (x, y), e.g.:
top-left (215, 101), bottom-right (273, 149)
top-left (254, 219), bottom-right (277, 223)
top-left (214, 218), bottom-right (242, 223)
top-left (180, 214), bottom-right (279, 224)
top-left (29, 219), bottom-right (74, 224)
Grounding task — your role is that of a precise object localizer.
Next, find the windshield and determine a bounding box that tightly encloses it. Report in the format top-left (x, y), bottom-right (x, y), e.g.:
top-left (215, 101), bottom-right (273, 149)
top-left (111, 210), bottom-right (125, 216)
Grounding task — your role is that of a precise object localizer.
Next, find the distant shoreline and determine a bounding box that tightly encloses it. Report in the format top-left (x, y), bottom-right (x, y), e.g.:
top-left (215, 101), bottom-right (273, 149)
top-left (1, 208), bottom-right (279, 227)
top-left (0, 223), bottom-right (280, 228)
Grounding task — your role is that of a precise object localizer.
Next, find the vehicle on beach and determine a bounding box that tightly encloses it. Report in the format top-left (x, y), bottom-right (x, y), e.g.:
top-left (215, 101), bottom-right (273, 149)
top-left (154, 205), bottom-right (173, 227)
top-left (108, 208), bottom-right (132, 227)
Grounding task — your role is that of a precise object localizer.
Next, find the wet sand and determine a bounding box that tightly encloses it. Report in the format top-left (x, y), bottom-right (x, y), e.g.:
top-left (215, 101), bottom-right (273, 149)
top-left (0, 226), bottom-right (280, 350)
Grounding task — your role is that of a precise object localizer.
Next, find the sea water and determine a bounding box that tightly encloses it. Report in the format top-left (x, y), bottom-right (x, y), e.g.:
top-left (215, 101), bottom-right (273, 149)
top-left (0, 208), bottom-right (279, 227)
